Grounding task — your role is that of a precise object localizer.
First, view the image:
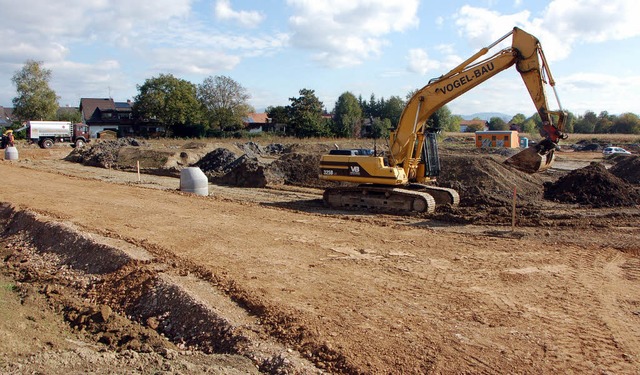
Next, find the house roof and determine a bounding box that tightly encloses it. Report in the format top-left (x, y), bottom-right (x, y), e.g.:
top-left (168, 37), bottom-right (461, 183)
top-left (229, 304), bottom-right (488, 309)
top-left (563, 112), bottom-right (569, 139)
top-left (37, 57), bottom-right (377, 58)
top-left (114, 101), bottom-right (133, 111)
top-left (79, 98), bottom-right (116, 122)
top-left (244, 112), bottom-right (270, 124)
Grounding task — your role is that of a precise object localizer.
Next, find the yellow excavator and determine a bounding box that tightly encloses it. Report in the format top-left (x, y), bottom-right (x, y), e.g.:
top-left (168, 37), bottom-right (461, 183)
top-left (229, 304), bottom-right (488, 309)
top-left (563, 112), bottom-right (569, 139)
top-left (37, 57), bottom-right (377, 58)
top-left (318, 27), bottom-right (567, 214)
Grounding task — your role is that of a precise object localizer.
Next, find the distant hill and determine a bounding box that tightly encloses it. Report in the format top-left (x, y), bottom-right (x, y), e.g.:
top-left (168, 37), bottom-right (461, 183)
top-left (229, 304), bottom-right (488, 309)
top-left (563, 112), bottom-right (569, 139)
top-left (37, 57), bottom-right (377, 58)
top-left (460, 112), bottom-right (512, 122)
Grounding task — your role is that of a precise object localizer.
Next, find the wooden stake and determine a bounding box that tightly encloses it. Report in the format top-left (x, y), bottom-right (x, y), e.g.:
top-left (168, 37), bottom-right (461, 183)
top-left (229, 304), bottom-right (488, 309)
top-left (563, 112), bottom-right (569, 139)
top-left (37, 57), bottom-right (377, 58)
top-left (511, 185), bottom-right (517, 231)
top-left (137, 160), bottom-right (141, 182)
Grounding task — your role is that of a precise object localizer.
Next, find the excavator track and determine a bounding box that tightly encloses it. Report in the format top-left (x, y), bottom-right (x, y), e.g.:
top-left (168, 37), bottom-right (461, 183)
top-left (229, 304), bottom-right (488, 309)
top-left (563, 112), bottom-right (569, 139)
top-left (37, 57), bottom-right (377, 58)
top-left (322, 184), bottom-right (458, 215)
top-left (408, 184), bottom-right (460, 207)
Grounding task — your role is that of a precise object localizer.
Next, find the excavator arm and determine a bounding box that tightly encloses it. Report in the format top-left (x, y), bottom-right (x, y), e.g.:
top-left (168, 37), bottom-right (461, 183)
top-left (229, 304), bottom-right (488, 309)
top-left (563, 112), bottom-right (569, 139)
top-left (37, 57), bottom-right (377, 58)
top-left (390, 27), bottom-right (566, 176)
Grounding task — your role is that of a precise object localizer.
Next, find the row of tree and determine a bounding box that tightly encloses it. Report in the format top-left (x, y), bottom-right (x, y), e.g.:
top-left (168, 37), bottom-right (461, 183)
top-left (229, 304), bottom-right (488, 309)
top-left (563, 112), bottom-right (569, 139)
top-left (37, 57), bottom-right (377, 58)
top-left (8, 60), bottom-right (640, 138)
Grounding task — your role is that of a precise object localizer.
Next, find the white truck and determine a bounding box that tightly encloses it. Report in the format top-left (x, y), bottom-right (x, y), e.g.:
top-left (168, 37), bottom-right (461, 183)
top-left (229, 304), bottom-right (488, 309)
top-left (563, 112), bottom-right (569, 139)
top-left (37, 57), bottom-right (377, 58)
top-left (26, 121), bottom-right (90, 148)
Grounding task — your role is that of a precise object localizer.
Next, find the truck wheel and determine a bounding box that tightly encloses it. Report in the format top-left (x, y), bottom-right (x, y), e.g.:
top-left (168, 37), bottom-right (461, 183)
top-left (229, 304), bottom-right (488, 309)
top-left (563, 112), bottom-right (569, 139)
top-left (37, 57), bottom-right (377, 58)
top-left (74, 139), bottom-right (85, 148)
top-left (41, 139), bottom-right (54, 149)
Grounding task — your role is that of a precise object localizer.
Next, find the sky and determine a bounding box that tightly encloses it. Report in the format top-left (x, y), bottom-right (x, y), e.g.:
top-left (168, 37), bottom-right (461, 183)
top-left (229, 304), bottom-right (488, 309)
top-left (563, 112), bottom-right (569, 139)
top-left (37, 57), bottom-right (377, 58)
top-left (1, 0), bottom-right (639, 118)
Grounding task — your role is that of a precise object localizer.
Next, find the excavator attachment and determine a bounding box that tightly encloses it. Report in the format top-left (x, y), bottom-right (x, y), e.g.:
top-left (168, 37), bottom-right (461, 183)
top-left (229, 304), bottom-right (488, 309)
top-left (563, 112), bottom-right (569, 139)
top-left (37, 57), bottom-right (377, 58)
top-left (504, 144), bottom-right (555, 173)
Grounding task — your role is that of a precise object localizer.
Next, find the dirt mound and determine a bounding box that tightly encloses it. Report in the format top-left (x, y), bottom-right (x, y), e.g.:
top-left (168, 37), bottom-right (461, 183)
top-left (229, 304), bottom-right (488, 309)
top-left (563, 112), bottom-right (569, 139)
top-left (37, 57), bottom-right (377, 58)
top-left (236, 141), bottom-right (263, 158)
top-left (268, 153), bottom-right (332, 188)
top-left (195, 148), bottom-right (239, 176)
top-left (544, 162), bottom-right (640, 207)
top-left (215, 155), bottom-right (269, 188)
top-left (195, 145), bottom-right (327, 188)
top-left (609, 155), bottom-right (640, 184)
top-left (64, 138), bottom-right (146, 168)
top-left (263, 143), bottom-right (289, 155)
top-left (437, 154), bottom-right (545, 207)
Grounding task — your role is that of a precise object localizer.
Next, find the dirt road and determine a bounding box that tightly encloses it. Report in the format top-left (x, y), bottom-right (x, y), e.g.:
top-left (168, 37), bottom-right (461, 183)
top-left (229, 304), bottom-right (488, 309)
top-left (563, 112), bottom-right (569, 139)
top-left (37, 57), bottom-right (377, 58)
top-left (1, 151), bottom-right (639, 374)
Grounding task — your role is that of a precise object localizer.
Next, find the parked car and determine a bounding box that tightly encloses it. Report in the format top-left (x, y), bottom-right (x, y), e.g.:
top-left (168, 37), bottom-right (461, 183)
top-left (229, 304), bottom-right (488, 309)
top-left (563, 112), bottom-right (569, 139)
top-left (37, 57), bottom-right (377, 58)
top-left (602, 146), bottom-right (631, 155)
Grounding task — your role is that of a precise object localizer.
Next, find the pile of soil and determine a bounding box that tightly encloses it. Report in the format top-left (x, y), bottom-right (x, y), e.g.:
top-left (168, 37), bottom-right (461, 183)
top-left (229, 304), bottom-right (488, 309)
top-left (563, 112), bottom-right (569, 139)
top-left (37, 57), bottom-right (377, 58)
top-left (194, 144), bottom-right (328, 188)
top-left (437, 154), bottom-right (545, 207)
top-left (195, 148), bottom-right (238, 176)
top-left (609, 155), bottom-right (640, 184)
top-left (263, 143), bottom-right (289, 155)
top-left (236, 141), bottom-right (263, 158)
top-left (544, 162), bottom-right (640, 207)
top-left (268, 153), bottom-right (333, 188)
top-left (64, 138), bottom-right (145, 168)
top-left (215, 155), bottom-right (269, 188)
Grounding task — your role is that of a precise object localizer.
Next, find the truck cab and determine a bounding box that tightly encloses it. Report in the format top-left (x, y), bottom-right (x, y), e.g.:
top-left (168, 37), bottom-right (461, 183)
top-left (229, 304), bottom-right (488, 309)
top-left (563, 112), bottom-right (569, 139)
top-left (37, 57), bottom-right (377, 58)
top-left (72, 123), bottom-right (90, 148)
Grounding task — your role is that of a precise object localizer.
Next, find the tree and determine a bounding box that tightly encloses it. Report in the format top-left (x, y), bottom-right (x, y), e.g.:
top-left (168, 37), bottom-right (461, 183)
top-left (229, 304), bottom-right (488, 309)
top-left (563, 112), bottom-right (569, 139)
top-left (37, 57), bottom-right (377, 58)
top-left (562, 111), bottom-right (576, 134)
top-left (611, 113), bottom-right (640, 134)
top-left (366, 93), bottom-right (381, 118)
top-left (573, 110), bottom-right (597, 133)
top-left (11, 60), bottom-right (59, 121)
top-left (266, 105), bottom-right (289, 133)
top-left (464, 121), bottom-right (486, 132)
top-left (488, 116), bottom-right (508, 130)
top-left (332, 92), bottom-right (362, 137)
top-left (370, 117), bottom-right (391, 139)
top-left (521, 119), bottom-right (538, 134)
top-left (133, 74), bottom-right (203, 136)
top-left (380, 96), bottom-right (405, 129)
top-left (594, 111), bottom-right (613, 133)
top-left (427, 105), bottom-right (453, 131)
top-left (198, 75), bottom-right (252, 132)
top-left (57, 108), bottom-right (82, 123)
top-left (449, 115), bottom-right (463, 132)
top-left (510, 113), bottom-right (527, 125)
top-left (287, 89), bottom-right (329, 137)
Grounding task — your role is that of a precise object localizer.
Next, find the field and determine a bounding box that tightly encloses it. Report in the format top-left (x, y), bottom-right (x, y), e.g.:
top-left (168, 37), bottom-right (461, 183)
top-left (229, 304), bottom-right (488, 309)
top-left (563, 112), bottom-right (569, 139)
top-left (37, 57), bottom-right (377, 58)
top-left (0, 135), bottom-right (639, 374)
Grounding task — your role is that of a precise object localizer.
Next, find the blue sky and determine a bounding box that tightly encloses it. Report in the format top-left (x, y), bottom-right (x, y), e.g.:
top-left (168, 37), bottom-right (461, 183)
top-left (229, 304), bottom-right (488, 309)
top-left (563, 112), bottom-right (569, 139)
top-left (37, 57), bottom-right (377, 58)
top-left (1, 0), bottom-right (639, 118)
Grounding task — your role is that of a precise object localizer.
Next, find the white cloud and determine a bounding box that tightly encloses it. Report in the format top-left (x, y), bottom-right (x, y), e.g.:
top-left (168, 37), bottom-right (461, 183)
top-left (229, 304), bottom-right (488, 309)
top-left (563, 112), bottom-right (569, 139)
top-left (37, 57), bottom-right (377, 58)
top-left (214, 0), bottom-right (265, 28)
top-left (286, 0), bottom-right (419, 67)
top-left (454, 6), bottom-right (533, 49)
top-left (406, 43), bottom-right (461, 77)
top-left (454, 0), bottom-right (640, 62)
top-left (149, 49), bottom-right (242, 75)
top-left (561, 72), bottom-right (640, 114)
top-left (543, 0), bottom-right (640, 42)
top-left (0, 0), bottom-right (287, 105)
top-left (46, 59), bottom-right (130, 105)
top-left (407, 49), bottom-right (440, 75)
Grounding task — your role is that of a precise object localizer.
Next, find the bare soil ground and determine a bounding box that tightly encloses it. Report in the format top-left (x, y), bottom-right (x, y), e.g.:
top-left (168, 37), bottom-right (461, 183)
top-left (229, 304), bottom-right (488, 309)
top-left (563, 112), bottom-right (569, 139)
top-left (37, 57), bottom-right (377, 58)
top-left (1, 139), bottom-right (639, 374)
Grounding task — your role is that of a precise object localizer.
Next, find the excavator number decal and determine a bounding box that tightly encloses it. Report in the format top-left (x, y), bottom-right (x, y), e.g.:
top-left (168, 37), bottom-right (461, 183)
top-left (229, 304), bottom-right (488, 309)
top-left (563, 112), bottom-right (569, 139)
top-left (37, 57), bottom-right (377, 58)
top-left (435, 62), bottom-right (495, 95)
top-left (349, 166), bottom-right (361, 176)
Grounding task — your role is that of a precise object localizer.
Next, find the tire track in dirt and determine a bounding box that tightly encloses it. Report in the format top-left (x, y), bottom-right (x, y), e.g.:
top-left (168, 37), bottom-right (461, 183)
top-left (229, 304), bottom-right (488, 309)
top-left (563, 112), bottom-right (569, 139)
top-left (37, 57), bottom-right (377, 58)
top-left (525, 247), bottom-right (639, 373)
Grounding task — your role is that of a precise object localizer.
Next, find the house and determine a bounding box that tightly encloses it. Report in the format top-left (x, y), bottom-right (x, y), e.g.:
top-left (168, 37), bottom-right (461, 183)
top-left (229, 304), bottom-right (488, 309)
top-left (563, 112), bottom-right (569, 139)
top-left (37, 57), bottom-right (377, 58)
top-left (243, 113), bottom-right (272, 133)
top-left (79, 98), bottom-right (162, 138)
top-left (459, 119), bottom-right (488, 132)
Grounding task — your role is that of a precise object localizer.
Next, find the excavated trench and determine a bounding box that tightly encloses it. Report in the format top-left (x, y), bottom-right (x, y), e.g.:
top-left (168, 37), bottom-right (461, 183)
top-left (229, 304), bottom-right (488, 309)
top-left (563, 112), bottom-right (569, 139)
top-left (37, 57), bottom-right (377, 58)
top-left (0, 203), bottom-right (322, 374)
